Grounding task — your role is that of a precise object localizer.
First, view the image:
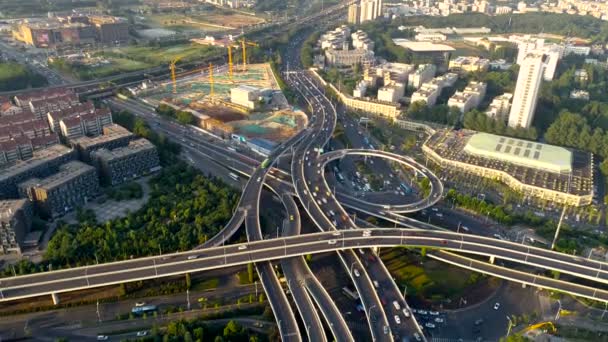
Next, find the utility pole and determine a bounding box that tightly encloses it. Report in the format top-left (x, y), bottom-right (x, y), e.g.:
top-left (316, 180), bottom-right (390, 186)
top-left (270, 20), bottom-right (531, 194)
top-left (187, 289), bottom-right (191, 311)
top-left (551, 206), bottom-right (568, 250)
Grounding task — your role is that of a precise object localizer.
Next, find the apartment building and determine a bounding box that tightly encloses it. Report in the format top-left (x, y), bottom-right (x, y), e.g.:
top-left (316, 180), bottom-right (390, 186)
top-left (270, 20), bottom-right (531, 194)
top-left (348, 4), bottom-right (361, 24)
top-left (18, 161), bottom-right (99, 218)
top-left (0, 199), bottom-right (33, 254)
top-left (71, 124), bottom-right (134, 162)
top-left (448, 56), bottom-right (490, 73)
top-left (92, 138), bottom-right (160, 186)
top-left (59, 108), bottom-right (113, 141)
top-left (411, 83), bottom-right (441, 107)
top-left (325, 48), bottom-right (375, 67)
top-left (408, 64), bottom-right (437, 89)
top-left (0, 144), bottom-right (76, 199)
top-left (47, 101), bottom-right (96, 133)
top-left (486, 93), bottom-right (513, 120)
top-left (508, 53), bottom-right (545, 129)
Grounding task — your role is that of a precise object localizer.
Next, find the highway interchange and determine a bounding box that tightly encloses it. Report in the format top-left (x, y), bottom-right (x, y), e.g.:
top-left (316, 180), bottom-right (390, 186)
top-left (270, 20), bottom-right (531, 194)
top-left (2, 11), bottom-right (608, 340)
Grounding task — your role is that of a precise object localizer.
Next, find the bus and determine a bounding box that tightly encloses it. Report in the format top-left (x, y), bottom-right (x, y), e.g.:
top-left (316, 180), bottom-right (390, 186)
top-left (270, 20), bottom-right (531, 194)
top-left (229, 172), bottom-right (239, 181)
top-left (131, 305), bottom-right (157, 315)
top-left (261, 158), bottom-right (270, 168)
top-left (342, 286), bottom-right (360, 300)
top-left (400, 183), bottom-right (412, 194)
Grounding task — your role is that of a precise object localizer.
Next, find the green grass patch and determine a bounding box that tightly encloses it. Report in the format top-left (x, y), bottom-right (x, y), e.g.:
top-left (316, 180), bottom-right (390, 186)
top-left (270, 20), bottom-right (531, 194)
top-left (193, 278), bottom-right (220, 291)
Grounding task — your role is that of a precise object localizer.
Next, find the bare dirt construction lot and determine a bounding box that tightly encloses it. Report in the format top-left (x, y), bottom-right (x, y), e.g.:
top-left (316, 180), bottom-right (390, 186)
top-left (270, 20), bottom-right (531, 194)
top-left (191, 13), bottom-right (265, 28)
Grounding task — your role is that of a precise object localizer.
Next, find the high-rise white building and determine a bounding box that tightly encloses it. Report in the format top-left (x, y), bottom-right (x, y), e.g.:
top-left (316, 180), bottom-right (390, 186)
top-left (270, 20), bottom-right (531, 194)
top-left (516, 37), bottom-right (544, 65)
top-left (359, 0), bottom-right (382, 23)
top-left (508, 53), bottom-right (545, 129)
top-left (348, 4), bottom-right (361, 24)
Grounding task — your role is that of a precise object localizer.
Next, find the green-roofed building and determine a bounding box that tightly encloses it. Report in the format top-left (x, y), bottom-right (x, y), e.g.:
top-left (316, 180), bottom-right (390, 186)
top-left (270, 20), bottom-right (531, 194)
top-left (464, 132), bottom-right (572, 174)
top-left (423, 129), bottom-right (594, 207)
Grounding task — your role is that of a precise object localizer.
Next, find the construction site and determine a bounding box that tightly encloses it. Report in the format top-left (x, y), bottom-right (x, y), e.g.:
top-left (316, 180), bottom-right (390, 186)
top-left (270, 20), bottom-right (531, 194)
top-left (136, 41), bottom-right (307, 143)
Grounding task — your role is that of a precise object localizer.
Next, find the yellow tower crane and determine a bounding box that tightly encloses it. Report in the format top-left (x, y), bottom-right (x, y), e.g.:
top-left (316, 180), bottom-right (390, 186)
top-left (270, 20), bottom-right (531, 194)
top-left (169, 56), bottom-right (184, 94)
top-left (239, 38), bottom-right (258, 72)
top-left (227, 45), bottom-right (234, 81)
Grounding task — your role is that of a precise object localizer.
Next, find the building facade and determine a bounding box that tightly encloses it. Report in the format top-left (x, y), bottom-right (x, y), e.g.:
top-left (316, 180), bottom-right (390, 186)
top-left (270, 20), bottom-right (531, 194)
top-left (508, 53), bottom-right (545, 129)
top-left (0, 199), bottom-right (33, 254)
top-left (92, 139), bottom-right (160, 186)
top-left (18, 161), bottom-right (99, 218)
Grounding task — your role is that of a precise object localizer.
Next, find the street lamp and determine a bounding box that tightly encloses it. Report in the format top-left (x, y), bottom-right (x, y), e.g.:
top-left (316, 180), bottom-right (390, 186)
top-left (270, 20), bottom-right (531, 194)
top-left (506, 316), bottom-right (514, 336)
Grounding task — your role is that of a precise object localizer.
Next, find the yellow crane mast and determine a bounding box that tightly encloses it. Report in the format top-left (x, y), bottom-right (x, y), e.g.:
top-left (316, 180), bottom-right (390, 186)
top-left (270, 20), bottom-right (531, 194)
top-left (239, 38), bottom-right (258, 72)
top-left (170, 56), bottom-right (184, 94)
top-left (227, 45), bottom-right (234, 81)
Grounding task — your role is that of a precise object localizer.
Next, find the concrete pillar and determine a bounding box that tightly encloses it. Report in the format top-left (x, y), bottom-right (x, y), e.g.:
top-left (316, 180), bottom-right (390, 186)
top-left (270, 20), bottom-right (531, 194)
top-left (489, 255), bottom-right (495, 264)
top-left (522, 283), bottom-right (526, 288)
top-left (372, 246), bottom-right (379, 253)
top-left (51, 292), bottom-right (60, 305)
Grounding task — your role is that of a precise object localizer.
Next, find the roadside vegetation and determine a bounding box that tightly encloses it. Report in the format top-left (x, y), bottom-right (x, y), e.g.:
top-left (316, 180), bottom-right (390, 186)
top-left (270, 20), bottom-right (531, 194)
top-left (44, 162), bottom-right (239, 267)
top-left (105, 182), bottom-right (144, 201)
top-left (0, 62), bottom-right (47, 91)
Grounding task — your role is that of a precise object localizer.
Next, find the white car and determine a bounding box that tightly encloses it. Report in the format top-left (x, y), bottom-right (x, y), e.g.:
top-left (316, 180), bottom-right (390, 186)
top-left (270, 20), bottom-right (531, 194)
top-left (429, 311), bottom-right (439, 316)
top-left (187, 255), bottom-right (198, 260)
top-left (353, 269), bottom-right (360, 277)
top-left (328, 239), bottom-right (337, 245)
top-left (425, 322), bottom-right (436, 328)
top-left (373, 280), bottom-right (379, 288)
top-left (135, 302), bottom-right (146, 307)
top-left (493, 302), bottom-right (500, 310)
top-left (97, 336), bottom-right (108, 341)
top-left (136, 331), bottom-right (148, 337)
top-left (394, 315), bottom-right (401, 324)
top-left (413, 332), bottom-right (422, 341)
top-left (435, 317), bottom-right (444, 323)
top-left (238, 245), bottom-right (247, 250)
top-left (402, 309), bottom-right (410, 318)
top-left (392, 301), bottom-right (401, 310)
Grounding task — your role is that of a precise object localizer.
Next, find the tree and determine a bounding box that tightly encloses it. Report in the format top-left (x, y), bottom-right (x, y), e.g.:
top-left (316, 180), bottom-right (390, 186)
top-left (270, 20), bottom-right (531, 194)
top-left (176, 111), bottom-right (195, 125)
top-left (193, 327), bottom-right (204, 340)
top-left (247, 263), bottom-right (254, 284)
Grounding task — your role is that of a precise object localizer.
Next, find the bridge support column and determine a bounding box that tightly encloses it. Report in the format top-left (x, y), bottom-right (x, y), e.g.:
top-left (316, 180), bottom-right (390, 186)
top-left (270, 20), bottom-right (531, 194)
top-left (372, 246), bottom-right (379, 254)
top-left (489, 256), bottom-right (495, 264)
top-left (522, 283), bottom-right (527, 288)
top-left (51, 292), bottom-right (60, 305)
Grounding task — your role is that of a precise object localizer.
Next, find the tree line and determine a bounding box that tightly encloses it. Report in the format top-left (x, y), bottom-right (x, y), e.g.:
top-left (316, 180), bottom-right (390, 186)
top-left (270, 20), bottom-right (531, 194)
top-left (44, 162), bottom-right (239, 267)
top-left (0, 62), bottom-right (47, 91)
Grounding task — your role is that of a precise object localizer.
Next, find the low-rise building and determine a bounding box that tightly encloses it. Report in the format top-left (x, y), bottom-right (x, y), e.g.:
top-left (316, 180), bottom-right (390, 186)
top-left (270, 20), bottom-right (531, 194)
top-left (0, 145), bottom-right (76, 199)
top-left (71, 124), bottom-right (134, 161)
top-left (570, 89), bottom-right (590, 100)
top-left (58, 108), bottom-right (113, 141)
top-left (325, 48), bottom-right (375, 67)
top-left (448, 91), bottom-right (477, 113)
top-left (415, 33), bottom-right (447, 41)
top-left (230, 85), bottom-right (261, 110)
top-left (463, 81), bottom-right (487, 106)
top-left (353, 80), bottom-right (368, 98)
top-left (247, 138), bottom-right (277, 156)
top-left (411, 83), bottom-right (441, 107)
top-left (0, 199), bottom-right (33, 254)
top-left (486, 93), bottom-right (513, 120)
top-left (47, 101), bottom-right (96, 133)
top-left (448, 56), bottom-right (490, 73)
top-left (408, 64), bottom-right (437, 89)
top-left (18, 161), bottom-right (98, 218)
top-left (91, 139), bottom-right (160, 186)
top-left (377, 83), bottom-right (405, 103)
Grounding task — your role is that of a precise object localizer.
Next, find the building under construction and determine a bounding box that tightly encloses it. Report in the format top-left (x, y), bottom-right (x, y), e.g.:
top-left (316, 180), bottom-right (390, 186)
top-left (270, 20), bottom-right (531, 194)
top-left (139, 62), bottom-right (306, 142)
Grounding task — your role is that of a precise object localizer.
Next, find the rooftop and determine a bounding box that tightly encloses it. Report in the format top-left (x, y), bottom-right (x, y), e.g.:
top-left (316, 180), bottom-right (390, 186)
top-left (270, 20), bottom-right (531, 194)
top-left (19, 160), bottom-right (94, 191)
top-left (93, 138), bottom-right (155, 161)
top-left (464, 132), bottom-right (572, 173)
top-left (392, 39), bottom-right (455, 52)
top-left (424, 130), bottom-right (592, 196)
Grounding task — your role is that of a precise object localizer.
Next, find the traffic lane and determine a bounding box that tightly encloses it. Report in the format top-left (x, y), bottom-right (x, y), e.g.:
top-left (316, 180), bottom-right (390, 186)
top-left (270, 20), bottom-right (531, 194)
top-left (5, 235), bottom-right (608, 302)
top-left (3, 230), bottom-right (607, 294)
top-left (256, 262), bottom-right (302, 341)
top-left (339, 249), bottom-right (392, 342)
